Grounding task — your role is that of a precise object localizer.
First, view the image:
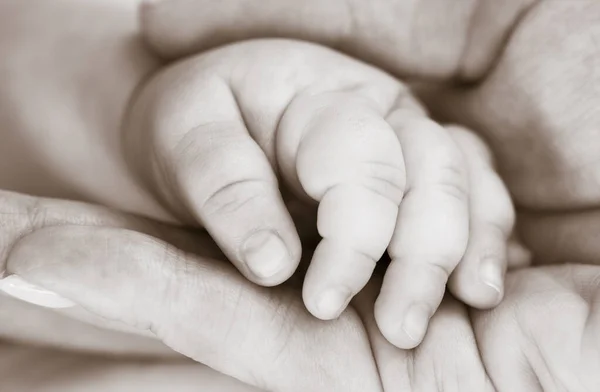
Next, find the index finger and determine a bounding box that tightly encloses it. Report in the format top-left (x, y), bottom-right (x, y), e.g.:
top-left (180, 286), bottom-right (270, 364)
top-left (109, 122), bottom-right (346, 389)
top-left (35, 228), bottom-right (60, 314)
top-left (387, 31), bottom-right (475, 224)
top-left (0, 189), bottom-right (223, 308)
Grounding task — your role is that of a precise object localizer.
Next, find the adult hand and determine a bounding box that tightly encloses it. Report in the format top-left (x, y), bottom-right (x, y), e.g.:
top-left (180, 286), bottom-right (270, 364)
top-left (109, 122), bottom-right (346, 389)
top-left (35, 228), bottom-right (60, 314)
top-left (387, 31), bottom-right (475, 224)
top-left (140, 0), bottom-right (600, 265)
top-left (0, 189), bottom-right (490, 392)
top-left (352, 262), bottom-right (600, 392)
top-left (0, 184), bottom-right (511, 392)
top-left (0, 188), bottom-right (220, 356)
top-left (470, 263), bottom-right (600, 391)
top-left (7, 196), bottom-right (600, 392)
top-left (0, 189), bottom-right (382, 392)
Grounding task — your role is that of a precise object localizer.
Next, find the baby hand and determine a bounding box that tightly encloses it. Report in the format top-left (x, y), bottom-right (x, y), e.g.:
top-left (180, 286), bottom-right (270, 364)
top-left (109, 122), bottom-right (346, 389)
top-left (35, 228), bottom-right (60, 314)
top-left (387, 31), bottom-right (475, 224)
top-left (124, 39), bottom-right (524, 348)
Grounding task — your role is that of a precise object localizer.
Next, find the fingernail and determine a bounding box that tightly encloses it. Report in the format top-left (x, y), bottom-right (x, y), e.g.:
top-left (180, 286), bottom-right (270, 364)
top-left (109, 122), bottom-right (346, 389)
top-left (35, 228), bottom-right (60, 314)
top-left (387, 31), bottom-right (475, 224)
top-left (315, 288), bottom-right (352, 319)
top-left (242, 230), bottom-right (289, 279)
top-left (480, 257), bottom-right (504, 294)
top-left (0, 275), bottom-right (75, 309)
top-left (402, 304), bottom-right (430, 343)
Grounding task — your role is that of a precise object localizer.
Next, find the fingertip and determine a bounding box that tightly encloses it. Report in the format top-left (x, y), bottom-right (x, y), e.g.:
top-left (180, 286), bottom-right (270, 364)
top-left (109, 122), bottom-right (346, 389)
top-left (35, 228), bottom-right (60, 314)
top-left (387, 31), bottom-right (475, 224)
top-left (478, 256), bottom-right (505, 298)
top-left (0, 274), bottom-right (76, 309)
top-left (304, 286), bottom-right (353, 321)
top-left (193, 178), bottom-right (302, 287)
top-left (374, 261), bottom-right (446, 350)
top-left (302, 239), bottom-right (375, 320)
top-left (374, 298), bottom-right (432, 350)
top-left (400, 303), bottom-right (432, 347)
top-left (449, 280), bottom-right (504, 310)
top-left (241, 229), bottom-right (300, 286)
top-left (449, 253), bottom-right (506, 309)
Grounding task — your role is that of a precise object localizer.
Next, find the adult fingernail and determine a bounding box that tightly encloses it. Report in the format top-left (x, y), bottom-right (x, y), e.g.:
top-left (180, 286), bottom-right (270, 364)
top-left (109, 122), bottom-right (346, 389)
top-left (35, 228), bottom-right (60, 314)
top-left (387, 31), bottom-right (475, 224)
top-left (480, 257), bottom-right (504, 294)
top-left (315, 288), bottom-right (352, 319)
top-left (0, 275), bottom-right (75, 308)
top-left (402, 304), bottom-right (430, 344)
top-left (242, 230), bottom-right (289, 279)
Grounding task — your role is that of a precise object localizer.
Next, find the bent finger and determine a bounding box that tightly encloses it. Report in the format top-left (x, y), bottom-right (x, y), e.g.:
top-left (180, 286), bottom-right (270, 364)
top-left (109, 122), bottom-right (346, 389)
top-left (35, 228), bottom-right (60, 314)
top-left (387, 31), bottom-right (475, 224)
top-left (376, 111), bottom-right (469, 349)
top-left (125, 58), bottom-right (301, 286)
top-left (278, 91), bottom-right (405, 320)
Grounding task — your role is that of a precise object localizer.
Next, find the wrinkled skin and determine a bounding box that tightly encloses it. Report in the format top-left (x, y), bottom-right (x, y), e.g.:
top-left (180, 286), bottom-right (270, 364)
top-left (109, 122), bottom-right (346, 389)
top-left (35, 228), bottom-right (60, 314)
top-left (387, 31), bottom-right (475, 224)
top-left (2, 190), bottom-right (600, 391)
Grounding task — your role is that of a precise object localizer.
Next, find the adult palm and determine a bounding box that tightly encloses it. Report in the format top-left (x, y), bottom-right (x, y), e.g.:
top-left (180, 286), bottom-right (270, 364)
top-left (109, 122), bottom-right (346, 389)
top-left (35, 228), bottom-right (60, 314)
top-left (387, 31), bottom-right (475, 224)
top-left (4, 193), bottom-right (600, 391)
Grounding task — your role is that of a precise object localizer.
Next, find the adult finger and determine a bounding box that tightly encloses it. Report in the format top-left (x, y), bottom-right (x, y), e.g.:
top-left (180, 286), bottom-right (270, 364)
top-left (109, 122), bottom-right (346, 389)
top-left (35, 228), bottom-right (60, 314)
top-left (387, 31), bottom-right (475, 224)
top-left (125, 55), bottom-right (301, 286)
top-left (472, 264), bottom-right (600, 392)
top-left (375, 111), bottom-right (469, 349)
top-left (6, 226), bottom-right (383, 392)
top-left (0, 188), bottom-right (222, 355)
top-left (0, 188), bottom-right (216, 284)
top-left (140, 0), bottom-right (537, 81)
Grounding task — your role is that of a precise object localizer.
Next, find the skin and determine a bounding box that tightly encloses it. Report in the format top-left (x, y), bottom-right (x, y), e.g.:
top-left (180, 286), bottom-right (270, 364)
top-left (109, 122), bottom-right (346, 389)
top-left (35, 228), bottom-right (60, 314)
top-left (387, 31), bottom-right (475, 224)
top-left (0, 342), bottom-right (256, 392)
top-left (2, 0), bottom-right (600, 390)
top-left (1, 0), bottom-right (518, 349)
top-left (2, 189), bottom-right (600, 391)
top-left (140, 0), bottom-right (600, 267)
top-left (125, 39), bottom-right (519, 348)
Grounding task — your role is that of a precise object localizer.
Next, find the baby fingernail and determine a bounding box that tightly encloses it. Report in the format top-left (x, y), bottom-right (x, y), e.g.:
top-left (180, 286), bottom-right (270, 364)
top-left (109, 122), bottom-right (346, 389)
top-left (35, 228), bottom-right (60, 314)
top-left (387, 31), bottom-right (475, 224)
top-left (243, 230), bottom-right (289, 279)
top-left (315, 288), bottom-right (351, 319)
top-left (480, 257), bottom-right (504, 294)
top-left (0, 275), bottom-right (75, 309)
top-left (403, 304), bottom-right (430, 343)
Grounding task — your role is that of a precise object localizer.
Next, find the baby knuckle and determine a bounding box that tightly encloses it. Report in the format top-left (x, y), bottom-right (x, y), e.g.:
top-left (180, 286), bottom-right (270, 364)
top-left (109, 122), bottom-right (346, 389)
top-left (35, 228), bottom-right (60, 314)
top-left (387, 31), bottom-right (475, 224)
top-left (202, 179), bottom-right (275, 217)
top-left (362, 171), bottom-right (406, 204)
top-left (435, 176), bottom-right (469, 203)
top-left (427, 257), bottom-right (457, 281)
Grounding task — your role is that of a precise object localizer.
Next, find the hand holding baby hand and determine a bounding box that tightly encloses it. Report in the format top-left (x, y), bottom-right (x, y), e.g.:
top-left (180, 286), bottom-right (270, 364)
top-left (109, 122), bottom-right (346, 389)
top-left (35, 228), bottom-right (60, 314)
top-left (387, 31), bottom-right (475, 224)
top-left (124, 39), bottom-right (525, 349)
